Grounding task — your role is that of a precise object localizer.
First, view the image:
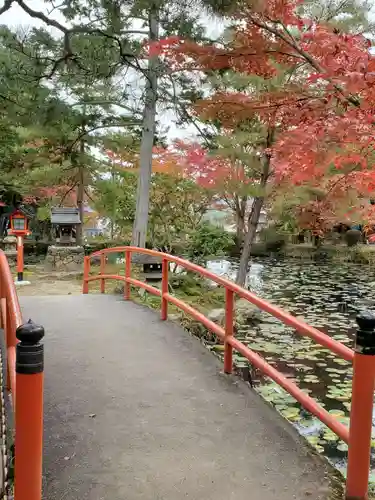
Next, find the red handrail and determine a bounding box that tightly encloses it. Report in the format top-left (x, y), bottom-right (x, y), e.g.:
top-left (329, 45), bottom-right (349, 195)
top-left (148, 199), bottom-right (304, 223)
top-left (0, 250), bottom-right (22, 396)
top-left (83, 246), bottom-right (370, 499)
top-left (0, 250), bottom-right (44, 500)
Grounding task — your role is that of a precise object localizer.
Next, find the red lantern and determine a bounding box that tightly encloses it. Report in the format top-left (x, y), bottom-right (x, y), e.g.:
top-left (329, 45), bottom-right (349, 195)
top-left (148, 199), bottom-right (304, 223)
top-left (8, 210), bottom-right (31, 282)
top-left (9, 210), bottom-right (31, 236)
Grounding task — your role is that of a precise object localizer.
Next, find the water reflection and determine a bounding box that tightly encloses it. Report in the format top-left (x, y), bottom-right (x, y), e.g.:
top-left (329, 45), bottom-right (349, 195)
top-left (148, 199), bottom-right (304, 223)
top-left (206, 259), bottom-right (265, 294)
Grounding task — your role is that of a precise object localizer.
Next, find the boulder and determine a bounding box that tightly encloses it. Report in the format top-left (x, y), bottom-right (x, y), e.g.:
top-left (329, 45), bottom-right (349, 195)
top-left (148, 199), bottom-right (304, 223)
top-left (206, 299), bottom-right (265, 328)
top-left (207, 308), bottom-right (225, 325)
top-left (206, 300), bottom-right (265, 328)
top-left (235, 298), bottom-right (263, 325)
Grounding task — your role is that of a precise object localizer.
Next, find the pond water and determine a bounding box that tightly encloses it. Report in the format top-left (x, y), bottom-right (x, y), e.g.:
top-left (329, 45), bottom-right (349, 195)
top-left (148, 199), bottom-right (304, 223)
top-left (205, 258), bottom-right (375, 484)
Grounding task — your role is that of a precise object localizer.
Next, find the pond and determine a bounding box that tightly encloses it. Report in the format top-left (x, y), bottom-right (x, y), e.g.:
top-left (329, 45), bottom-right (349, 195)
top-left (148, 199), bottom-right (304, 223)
top-left (205, 258), bottom-right (375, 485)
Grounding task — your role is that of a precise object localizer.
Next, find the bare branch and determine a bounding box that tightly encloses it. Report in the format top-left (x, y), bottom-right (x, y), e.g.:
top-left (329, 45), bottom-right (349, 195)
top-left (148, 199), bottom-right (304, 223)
top-left (120, 30), bottom-right (148, 36)
top-left (58, 182), bottom-right (78, 206)
top-left (84, 187), bottom-right (95, 203)
top-left (47, 0), bottom-right (65, 16)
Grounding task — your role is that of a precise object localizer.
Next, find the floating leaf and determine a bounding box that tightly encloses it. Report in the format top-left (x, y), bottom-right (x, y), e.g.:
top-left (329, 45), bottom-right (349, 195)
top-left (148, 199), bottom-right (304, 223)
top-left (337, 442), bottom-right (349, 452)
top-left (281, 407), bottom-right (300, 420)
top-left (211, 345), bottom-right (225, 352)
top-left (323, 432), bottom-right (338, 442)
top-left (307, 435), bottom-right (319, 445)
top-left (328, 409), bottom-right (345, 417)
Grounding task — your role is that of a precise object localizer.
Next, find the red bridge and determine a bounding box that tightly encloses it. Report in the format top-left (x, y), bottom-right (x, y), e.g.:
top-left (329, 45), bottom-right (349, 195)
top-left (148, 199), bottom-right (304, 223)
top-left (0, 246), bottom-right (374, 499)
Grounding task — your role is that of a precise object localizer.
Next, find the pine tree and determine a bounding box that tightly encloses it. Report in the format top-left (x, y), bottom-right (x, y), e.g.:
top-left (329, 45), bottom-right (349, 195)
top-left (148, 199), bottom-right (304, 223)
top-left (0, 0), bottom-right (216, 248)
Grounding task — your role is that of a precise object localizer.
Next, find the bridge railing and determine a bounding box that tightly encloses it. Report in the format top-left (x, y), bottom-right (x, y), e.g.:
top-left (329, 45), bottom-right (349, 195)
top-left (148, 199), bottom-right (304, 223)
top-left (0, 250), bottom-right (44, 500)
top-left (84, 246), bottom-right (372, 500)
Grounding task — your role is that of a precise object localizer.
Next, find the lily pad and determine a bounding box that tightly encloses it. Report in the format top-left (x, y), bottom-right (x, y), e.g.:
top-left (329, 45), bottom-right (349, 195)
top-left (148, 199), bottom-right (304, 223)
top-left (306, 435), bottom-right (320, 445)
top-left (328, 409), bottom-right (345, 417)
top-left (281, 407), bottom-right (300, 421)
top-left (337, 442), bottom-right (349, 452)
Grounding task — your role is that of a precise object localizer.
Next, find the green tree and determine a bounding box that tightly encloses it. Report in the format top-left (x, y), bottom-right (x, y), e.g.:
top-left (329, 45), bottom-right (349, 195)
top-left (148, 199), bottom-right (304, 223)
top-left (148, 173), bottom-right (213, 252)
top-left (92, 169), bottom-right (138, 238)
top-left (0, 24), bottom-right (144, 242)
top-left (0, 0), bottom-right (215, 250)
top-left (93, 169), bottom-right (213, 251)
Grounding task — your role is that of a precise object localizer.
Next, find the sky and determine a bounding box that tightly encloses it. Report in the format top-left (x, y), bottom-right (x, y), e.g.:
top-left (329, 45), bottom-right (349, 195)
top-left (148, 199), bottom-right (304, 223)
top-left (0, 0), bottom-right (224, 143)
top-left (1, 0), bottom-right (64, 30)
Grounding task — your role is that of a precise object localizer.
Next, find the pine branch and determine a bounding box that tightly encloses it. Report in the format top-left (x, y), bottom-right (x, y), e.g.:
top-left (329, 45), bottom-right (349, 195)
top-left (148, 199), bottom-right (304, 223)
top-left (70, 101), bottom-right (138, 113)
top-left (163, 79), bottom-right (212, 145)
top-left (0, 92), bottom-right (27, 108)
top-left (16, 0), bottom-right (70, 33)
top-left (68, 121), bottom-right (142, 150)
top-left (10, 2), bottom-right (144, 80)
top-left (0, 0), bottom-right (13, 15)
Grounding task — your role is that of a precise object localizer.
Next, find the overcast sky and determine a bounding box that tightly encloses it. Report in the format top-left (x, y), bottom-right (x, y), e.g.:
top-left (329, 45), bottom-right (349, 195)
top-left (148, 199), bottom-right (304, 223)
top-left (1, 0), bottom-right (64, 30)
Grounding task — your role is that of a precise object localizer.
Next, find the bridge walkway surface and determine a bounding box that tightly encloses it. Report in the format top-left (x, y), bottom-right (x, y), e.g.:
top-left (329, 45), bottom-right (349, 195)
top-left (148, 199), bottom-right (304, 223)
top-left (20, 294), bottom-right (335, 500)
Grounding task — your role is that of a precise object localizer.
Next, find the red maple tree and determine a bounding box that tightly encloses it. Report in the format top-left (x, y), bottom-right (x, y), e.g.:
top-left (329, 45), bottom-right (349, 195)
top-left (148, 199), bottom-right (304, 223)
top-left (153, 0), bottom-right (375, 280)
top-left (157, 1), bottom-right (375, 185)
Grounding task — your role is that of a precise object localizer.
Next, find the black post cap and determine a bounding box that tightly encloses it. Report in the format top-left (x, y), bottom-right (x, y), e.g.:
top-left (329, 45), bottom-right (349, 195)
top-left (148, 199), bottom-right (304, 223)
top-left (16, 319), bottom-right (44, 345)
top-left (356, 311), bottom-right (375, 331)
top-left (16, 319), bottom-right (44, 374)
top-left (355, 311), bottom-right (375, 355)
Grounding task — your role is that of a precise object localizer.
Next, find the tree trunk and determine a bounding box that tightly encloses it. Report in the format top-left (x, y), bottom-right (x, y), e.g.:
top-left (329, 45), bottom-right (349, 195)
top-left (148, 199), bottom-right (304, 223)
top-left (111, 167), bottom-right (115, 240)
top-left (235, 128), bottom-right (273, 287)
top-left (235, 196), bottom-right (246, 246)
top-left (236, 197), bottom-right (264, 287)
top-left (235, 216), bottom-right (244, 245)
top-left (76, 139), bottom-right (85, 246)
top-left (132, 6), bottom-right (159, 248)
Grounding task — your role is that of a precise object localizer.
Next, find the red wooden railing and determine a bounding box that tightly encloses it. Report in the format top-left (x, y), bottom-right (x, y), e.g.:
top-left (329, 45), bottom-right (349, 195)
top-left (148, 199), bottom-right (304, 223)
top-left (83, 246), bottom-right (373, 500)
top-left (0, 250), bottom-right (21, 399)
top-left (0, 250), bottom-right (44, 500)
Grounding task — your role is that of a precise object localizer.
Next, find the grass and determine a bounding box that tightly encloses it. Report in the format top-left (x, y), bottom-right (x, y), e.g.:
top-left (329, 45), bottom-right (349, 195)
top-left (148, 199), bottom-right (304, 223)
top-left (84, 261), bottom-right (226, 317)
top-left (284, 243), bottom-right (375, 263)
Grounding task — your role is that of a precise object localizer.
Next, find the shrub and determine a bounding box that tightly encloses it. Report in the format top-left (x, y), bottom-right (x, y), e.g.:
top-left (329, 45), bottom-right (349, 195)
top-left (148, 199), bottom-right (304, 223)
top-left (83, 238), bottom-right (131, 255)
top-left (259, 225), bottom-right (287, 252)
top-left (345, 229), bottom-right (361, 247)
top-left (186, 223), bottom-right (235, 260)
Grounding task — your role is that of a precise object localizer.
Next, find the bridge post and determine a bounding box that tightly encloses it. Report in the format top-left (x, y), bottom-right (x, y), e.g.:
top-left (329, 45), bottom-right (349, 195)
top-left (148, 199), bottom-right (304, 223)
top-left (14, 319), bottom-right (44, 500)
top-left (5, 306), bottom-right (12, 390)
top-left (0, 273), bottom-right (2, 328)
top-left (161, 259), bottom-right (168, 320)
top-left (124, 250), bottom-right (131, 300)
top-left (346, 311), bottom-right (375, 500)
top-left (100, 253), bottom-right (106, 294)
top-left (224, 289), bottom-right (234, 374)
top-left (83, 256), bottom-right (90, 294)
